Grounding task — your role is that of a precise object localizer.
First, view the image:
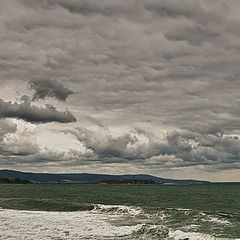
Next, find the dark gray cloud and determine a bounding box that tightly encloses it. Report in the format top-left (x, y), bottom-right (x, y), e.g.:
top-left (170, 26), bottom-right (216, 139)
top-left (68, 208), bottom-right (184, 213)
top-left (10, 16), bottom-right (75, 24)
top-left (0, 99), bottom-right (76, 123)
top-left (29, 78), bottom-right (74, 101)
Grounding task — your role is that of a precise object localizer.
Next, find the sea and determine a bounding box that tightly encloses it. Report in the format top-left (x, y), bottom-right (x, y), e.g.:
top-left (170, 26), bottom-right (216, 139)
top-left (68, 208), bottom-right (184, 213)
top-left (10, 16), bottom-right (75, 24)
top-left (0, 183), bottom-right (239, 240)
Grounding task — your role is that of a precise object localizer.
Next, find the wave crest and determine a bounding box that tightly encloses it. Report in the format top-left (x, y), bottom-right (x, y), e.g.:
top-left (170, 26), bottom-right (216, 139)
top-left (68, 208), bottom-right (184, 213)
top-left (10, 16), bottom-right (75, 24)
top-left (91, 204), bottom-right (142, 216)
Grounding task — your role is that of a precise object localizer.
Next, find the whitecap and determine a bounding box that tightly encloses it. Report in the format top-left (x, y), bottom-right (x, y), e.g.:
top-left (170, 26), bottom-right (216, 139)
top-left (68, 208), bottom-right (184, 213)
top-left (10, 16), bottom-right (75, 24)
top-left (0, 208), bottom-right (142, 240)
top-left (207, 217), bottom-right (231, 225)
top-left (168, 229), bottom-right (216, 240)
top-left (91, 204), bottom-right (142, 216)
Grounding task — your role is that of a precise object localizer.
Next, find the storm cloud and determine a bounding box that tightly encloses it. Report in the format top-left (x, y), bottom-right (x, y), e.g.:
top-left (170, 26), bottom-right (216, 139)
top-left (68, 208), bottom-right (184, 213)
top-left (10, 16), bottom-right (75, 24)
top-left (29, 78), bottom-right (74, 101)
top-left (0, 99), bottom-right (76, 123)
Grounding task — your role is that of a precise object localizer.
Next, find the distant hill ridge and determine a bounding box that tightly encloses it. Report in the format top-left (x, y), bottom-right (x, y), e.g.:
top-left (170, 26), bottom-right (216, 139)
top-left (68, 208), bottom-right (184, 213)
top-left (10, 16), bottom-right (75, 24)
top-left (0, 169), bottom-right (209, 184)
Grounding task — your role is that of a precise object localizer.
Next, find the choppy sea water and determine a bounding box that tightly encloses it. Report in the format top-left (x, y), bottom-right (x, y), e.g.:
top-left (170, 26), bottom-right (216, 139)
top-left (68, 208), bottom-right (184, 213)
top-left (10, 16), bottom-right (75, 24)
top-left (0, 183), bottom-right (239, 240)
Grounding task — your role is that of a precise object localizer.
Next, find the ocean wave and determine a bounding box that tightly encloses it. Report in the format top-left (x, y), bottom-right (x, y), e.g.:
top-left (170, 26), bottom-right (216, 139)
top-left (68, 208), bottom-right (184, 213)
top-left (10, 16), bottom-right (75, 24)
top-left (168, 230), bottom-right (240, 240)
top-left (169, 229), bottom-right (216, 240)
top-left (0, 208), bottom-right (142, 240)
top-left (0, 205), bottom-right (238, 240)
top-left (200, 214), bottom-right (232, 226)
top-left (131, 224), bottom-right (169, 239)
top-left (0, 197), bottom-right (95, 212)
top-left (207, 217), bottom-right (231, 225)
top-left (91, 204), bottom-right (142, 216)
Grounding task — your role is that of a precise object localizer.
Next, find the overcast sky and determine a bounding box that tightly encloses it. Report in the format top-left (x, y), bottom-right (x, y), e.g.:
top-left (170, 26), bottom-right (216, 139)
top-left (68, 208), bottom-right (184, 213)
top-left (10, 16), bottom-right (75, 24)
top-left (1, 0), bottom-right (240, 181)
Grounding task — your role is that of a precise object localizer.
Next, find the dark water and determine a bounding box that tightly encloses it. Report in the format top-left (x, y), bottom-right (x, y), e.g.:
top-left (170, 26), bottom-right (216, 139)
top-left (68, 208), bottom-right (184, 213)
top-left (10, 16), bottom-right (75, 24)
top-left (0, 183), bottom-right (239, 239)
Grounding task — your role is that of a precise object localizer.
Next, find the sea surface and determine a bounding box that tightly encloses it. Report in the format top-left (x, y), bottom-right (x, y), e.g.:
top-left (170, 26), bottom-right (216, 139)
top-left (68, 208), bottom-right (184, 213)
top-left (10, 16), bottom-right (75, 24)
top-left (0, 183), bottom-right (239, 240)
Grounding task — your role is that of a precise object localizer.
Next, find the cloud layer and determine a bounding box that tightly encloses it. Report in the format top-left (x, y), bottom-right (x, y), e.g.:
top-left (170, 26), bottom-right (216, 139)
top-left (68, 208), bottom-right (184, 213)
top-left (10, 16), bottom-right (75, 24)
top-left (63, 125), bottom-right (240, 171)
top-left (0, 0), bottom-right (240, 180)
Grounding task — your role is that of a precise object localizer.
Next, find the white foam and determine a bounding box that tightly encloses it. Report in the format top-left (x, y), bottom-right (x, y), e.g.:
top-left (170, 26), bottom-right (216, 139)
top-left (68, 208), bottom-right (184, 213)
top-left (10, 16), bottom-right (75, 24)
top-left (207, 217), bottom-right (231, 225)
top-left (0, 208), bottom-right (142, 240)
top-left (176, 208), bottom-right (192, 211)
top-left (169, 230), bottom-right (239, 240)
top-left (92, 204), bottom-right (142, 216)
top-left (200, 214), bottom-right (232, 225)
top-left (169, 230), bottom-right (216, 240)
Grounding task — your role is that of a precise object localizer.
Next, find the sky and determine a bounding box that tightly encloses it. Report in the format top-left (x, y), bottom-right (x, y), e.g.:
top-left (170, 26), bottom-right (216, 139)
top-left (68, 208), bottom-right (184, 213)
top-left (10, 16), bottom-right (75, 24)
top-left (0, 0), bottom-right (240, 181)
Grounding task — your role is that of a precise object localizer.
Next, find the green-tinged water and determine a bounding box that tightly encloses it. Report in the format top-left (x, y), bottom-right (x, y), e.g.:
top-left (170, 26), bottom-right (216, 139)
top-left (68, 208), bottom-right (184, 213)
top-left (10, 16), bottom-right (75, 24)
top-left (0, 183), bottom-right (239, 240)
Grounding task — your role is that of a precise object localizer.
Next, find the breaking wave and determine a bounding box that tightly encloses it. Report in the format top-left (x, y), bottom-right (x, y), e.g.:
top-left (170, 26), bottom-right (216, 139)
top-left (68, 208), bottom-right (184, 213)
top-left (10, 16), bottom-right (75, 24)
top-left (0, 204), bottom-right (239, 240)
top-left (0, 208), bottom-right (142, 240)
top-left (91, 204), bottom-right (142, 216)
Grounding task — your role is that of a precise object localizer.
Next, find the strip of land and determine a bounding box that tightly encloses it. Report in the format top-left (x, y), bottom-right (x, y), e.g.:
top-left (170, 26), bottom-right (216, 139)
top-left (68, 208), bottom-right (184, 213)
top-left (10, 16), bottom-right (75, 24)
top-left (0, 170), bottom-right (209, 184)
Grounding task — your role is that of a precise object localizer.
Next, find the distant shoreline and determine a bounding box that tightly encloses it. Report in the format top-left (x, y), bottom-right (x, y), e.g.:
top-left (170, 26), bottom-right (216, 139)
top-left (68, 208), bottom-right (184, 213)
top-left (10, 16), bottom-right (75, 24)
top-left (0, 169), bottom-right (210, 185)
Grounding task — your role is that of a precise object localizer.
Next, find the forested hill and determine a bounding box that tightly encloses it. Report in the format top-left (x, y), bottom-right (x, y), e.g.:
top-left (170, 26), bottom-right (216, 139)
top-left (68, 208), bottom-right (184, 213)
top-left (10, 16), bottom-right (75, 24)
top-left (0, 170), bottom-right (210, 184)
